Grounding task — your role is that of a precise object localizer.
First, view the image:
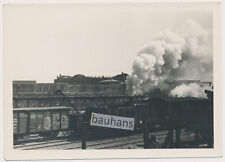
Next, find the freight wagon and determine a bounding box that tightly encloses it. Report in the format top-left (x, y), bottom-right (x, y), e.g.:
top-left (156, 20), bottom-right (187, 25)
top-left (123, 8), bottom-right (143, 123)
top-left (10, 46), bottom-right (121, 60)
top-left (76, 99), bottom-right (151, 139)
top-left (13, 107), bottom-right (71, 143)
top-left (147, 97), bottom-right (213, 148)
top-left (77, 96), bottom-right (213, 147)
top-left (151, 98), bottom-right (212, 134)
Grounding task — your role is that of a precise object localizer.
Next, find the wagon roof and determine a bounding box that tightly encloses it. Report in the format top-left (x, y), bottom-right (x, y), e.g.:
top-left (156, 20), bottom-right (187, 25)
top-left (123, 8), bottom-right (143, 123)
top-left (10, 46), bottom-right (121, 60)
top-left (151, 97), bottom-right (209, 102)
top-left (13, 106), bottom-right (71, 111)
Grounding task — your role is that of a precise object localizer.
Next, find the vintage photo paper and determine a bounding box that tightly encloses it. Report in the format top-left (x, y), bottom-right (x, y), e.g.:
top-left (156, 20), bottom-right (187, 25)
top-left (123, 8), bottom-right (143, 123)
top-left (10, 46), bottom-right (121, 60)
top-left (3, 1), bottom-right (222, 160)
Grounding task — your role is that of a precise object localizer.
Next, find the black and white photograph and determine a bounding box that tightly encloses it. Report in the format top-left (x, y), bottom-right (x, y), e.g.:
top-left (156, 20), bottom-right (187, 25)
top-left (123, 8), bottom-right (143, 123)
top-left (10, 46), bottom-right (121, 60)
top-left (3, 1), bottom-right (223, 160)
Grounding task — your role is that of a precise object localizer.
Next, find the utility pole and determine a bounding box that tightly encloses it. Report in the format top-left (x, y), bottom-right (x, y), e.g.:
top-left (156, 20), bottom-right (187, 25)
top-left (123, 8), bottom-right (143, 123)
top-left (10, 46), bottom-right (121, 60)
top-left (143, 125), bottom-right (149, 149)
top-left (143, 106), bottom-right (151, 149)
top-left (143, 102), bottom-right (153, 149)
top-left (81, 115), bottom-right (87, 149)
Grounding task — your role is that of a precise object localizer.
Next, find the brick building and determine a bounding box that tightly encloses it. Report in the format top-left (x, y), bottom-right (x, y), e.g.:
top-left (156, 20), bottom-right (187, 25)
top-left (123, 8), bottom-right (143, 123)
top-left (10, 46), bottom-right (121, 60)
top-left (13, 73), bottom-right (129, 109)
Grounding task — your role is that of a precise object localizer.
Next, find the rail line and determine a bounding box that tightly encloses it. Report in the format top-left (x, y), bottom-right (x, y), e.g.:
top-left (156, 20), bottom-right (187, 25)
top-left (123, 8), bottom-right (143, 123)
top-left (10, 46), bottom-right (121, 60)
top-left (14, 130), bottom-right (195, 150)
top-left (76, 134), bottom-right (143, 149)
top-left (14, 139), bottom-right (79, 150)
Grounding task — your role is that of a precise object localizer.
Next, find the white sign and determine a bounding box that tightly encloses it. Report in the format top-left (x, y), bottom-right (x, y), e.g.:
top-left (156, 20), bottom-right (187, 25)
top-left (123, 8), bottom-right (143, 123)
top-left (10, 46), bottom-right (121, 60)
top-left (90, 113), bottom-right (135, 131)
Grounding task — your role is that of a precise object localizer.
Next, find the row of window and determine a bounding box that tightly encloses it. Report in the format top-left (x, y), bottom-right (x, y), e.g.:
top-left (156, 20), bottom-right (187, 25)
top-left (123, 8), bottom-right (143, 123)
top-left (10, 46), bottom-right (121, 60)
top-left (13, 97), bottom-right (130, 108)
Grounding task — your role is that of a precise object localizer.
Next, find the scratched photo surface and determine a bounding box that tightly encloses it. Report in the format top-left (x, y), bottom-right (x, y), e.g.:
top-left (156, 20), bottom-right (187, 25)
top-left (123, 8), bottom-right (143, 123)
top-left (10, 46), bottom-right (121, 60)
top-left (4, 3), bottom-right (220, 157)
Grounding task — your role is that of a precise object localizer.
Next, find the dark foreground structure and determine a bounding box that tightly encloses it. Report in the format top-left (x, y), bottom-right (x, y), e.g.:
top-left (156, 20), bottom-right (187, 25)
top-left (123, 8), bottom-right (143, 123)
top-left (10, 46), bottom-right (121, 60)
top-left (13, 95), bottom-right (213, 149)
top-left (13, 75), bottom-right (214, 149)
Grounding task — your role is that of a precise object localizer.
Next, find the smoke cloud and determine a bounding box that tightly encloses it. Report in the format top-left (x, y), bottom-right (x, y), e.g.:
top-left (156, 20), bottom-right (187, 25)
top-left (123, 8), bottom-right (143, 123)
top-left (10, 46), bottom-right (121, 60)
top-left (169, 83), bottom-right (207, 98)
top-left (128, 19), bottom-right (212, 97)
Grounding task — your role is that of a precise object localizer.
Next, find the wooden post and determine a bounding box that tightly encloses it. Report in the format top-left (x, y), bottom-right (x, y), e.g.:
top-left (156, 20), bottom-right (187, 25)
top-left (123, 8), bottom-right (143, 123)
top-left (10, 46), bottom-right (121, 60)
top-left (81, 115), bottom-right (87, 149)
top-left (143, 126), bottom-right (149, 149)
top-left (175, 128), bottom-right (181, 148)
top-left (143, 107), bottom-right (150, 149)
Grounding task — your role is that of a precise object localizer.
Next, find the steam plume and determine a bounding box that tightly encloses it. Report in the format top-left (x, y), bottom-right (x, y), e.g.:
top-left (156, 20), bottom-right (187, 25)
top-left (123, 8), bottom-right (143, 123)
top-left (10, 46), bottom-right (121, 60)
top-left (169, 83), bottom-right (207, 98)
top-left (128, 19), bottom-right (212, 97)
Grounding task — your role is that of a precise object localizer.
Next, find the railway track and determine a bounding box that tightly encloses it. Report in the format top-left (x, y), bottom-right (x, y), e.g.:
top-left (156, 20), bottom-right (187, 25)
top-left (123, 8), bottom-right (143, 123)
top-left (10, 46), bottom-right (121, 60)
top-left (71, 134), bottom-right (143, 150)
top-left (14, 134), bottom-right (143, 150)
top-left (95, 136), bottom-right (143, 149)
top-left (14, 138), bottom-right (80, 150)
top-left (14, 129), bottom-right (195, 150)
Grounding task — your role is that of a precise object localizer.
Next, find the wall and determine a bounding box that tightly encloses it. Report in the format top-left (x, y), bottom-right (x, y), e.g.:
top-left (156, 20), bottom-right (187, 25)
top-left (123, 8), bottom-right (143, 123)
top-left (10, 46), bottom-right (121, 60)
top-left (13, 82), bottom-right (126, 97)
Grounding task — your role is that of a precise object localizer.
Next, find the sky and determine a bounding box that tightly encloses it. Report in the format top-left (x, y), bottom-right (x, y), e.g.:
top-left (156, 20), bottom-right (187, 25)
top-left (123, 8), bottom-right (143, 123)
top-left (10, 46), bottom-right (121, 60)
top-left (4, 3), bottom-right (212, 83)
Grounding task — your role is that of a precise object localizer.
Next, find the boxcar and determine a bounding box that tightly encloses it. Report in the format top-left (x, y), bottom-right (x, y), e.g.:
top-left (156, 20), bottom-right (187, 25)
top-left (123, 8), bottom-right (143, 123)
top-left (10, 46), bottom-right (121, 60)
top-left (149, 97), bottom-right (213, 130)
top-left (81, 96), bottom-right (213, 146)
top-left (13, 107), bottom-right (71, 142)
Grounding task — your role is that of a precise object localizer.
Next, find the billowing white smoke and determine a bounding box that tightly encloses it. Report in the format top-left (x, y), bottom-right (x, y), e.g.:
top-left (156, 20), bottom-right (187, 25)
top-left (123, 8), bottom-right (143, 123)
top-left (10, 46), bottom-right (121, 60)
top-left (128, 19), bottom-right (212, 97)
top-left (169, 83), bottom-right (207, 98)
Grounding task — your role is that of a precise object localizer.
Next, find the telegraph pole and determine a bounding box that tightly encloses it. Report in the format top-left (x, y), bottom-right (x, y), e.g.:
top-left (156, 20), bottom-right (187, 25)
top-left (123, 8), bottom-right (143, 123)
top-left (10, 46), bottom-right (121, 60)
top-left (81, 114), bottom-right (87, 149)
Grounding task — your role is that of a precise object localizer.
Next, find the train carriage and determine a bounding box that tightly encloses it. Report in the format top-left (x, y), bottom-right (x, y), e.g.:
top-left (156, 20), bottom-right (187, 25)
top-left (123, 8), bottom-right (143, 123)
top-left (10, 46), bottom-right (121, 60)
top-left (13, 107), bottom-right (71, 143)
